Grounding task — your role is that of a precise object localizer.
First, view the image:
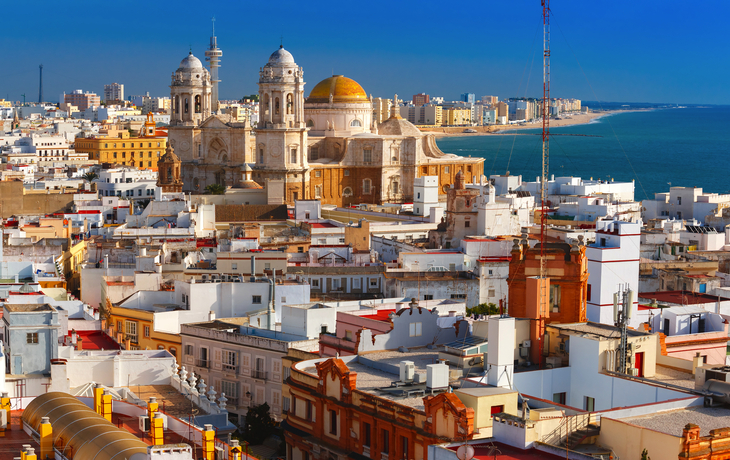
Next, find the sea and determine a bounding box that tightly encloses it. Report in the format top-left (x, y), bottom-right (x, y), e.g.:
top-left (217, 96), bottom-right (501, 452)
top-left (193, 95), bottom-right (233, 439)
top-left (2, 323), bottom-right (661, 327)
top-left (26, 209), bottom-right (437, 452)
top-left (435, 104), bottom-right (730, 201)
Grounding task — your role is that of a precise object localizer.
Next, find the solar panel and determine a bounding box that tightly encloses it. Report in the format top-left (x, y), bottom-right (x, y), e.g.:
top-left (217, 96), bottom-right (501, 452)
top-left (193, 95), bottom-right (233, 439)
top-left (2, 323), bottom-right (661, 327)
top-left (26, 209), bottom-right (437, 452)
top-left (443, 336), bottom-right (487, 350)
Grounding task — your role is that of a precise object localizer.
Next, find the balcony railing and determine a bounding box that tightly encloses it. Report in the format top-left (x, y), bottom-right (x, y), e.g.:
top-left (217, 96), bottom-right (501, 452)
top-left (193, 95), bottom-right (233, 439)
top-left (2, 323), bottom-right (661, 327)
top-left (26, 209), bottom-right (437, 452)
top-left (196, 359), bottom-right (210, 368)
top-left (222, 364), bottom-right (239, 373)
top-left (252, 369), bottom-right (268, 380)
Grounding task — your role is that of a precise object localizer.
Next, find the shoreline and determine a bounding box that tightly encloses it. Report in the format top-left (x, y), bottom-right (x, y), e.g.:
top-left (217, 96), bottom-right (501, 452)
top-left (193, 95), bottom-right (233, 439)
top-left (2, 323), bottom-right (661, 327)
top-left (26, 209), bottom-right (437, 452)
top-left (424, 109), bottom-right (651, 138)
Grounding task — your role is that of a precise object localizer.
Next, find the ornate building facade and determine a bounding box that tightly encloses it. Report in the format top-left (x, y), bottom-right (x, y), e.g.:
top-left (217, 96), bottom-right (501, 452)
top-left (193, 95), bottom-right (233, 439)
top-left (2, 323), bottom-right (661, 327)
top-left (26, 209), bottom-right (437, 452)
top-left (170, 44), bottom-right (484, 204)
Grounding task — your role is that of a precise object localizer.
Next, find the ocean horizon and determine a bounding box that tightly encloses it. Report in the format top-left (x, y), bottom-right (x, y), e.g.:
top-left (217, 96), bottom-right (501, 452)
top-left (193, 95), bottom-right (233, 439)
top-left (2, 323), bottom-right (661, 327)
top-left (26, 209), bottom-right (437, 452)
top-left (435, 105), bottom-right (730, 201)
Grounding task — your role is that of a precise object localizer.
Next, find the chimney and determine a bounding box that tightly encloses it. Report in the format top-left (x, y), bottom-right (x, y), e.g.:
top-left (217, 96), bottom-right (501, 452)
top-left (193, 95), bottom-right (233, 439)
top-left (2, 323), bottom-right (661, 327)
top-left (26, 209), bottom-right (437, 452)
top-left (39, 417), bottom-right (53, 459)
top-left (250, 255), bottom-right (256, 282)
top-left (203, 424), bottom-right (215, 459)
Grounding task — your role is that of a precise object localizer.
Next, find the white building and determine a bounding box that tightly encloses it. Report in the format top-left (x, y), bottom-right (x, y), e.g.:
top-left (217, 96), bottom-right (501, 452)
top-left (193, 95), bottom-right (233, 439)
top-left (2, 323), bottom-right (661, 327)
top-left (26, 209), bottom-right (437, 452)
top-left (557, 195), bottom-right (642, 222)
top-left (414, 175), bottom-right (440, 217)
top-left (585, 220), bottom-right (641, 327)
top-left (96, 168), bottom-right (158, 199)
top-left (104, 82), bottom-right (124, 102)
top-left (519, 175), bottom-right (635, 203)
top-left (30, 134), bottom-right (69, 161)
top-left (643, 187), bottom-right (730, 225)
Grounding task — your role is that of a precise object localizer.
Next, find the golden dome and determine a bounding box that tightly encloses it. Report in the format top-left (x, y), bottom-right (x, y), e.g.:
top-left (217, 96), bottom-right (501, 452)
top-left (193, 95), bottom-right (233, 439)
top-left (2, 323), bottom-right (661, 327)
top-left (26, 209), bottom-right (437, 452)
top-left (307, 75), bottom-right (368, 104)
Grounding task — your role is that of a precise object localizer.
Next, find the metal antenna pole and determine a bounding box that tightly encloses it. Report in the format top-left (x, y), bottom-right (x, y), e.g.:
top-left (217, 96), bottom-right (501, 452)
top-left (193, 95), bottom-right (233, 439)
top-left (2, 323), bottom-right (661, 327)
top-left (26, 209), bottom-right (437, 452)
top-left (38, 65), bottom-right (43, 104)
top-left (540, 0), bottom-right (551, 280)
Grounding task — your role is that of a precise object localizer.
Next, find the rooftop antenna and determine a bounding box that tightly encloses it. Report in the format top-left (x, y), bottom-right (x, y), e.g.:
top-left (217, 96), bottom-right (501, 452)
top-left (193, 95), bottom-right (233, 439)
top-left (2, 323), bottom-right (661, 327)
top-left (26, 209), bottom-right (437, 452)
top-left (38, 64), bottom-right (43, 104)
top-left (205, 17), bottom-right (222, 113)
top-left (537, 0), bottom-right (551, 370)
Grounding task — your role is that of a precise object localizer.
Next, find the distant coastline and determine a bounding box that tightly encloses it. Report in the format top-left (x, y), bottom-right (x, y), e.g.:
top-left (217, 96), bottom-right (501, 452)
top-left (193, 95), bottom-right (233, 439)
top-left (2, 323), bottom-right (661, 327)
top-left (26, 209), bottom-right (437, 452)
top-left (422, 108), bottom-right (657, 138)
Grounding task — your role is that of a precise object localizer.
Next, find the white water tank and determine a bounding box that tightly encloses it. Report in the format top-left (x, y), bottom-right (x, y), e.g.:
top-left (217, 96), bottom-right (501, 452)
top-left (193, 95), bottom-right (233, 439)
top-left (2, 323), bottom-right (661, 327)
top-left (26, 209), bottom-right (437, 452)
top-left (400, 361), bottom-right (415, 382)
top-left (426, 363), bottom-right (449, 389)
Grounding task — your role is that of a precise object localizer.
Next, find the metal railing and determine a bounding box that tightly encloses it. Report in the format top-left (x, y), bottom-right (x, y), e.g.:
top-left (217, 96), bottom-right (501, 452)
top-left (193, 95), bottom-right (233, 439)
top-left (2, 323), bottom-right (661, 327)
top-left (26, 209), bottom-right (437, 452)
top-left (222, 364), bottom-right (238, 373)
top-left (252, 369), bottom-right (267, 380)
top-left (542, 413), bottom-right (591, 447)
top-left (196, 359), bottom-right (210, 368)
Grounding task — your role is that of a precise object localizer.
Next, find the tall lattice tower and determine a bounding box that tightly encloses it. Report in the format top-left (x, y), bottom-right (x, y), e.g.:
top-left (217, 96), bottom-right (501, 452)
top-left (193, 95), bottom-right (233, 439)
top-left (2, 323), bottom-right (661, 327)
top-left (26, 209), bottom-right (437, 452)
top-left (38, 64), bottom-right (43, 103)
top-left (205, 17), bottom-right (222, 113)
top-left (540, 0), bottom-right (551, 279)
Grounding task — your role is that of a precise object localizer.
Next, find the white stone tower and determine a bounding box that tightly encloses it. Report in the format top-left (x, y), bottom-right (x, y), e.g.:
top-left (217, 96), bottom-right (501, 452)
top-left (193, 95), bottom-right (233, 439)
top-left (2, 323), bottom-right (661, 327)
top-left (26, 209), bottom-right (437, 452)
top-left (253, 46), bottom-right (309, 203)
top-left (169, 51), bottom-right (212, 127)
top-left (205, 18), bottom-right (222, 113)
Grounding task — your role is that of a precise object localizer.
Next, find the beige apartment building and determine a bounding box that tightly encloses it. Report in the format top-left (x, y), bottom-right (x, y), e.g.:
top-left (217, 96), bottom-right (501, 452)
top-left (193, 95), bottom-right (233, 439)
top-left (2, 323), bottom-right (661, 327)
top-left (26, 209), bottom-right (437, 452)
top-left (180, 320), bottom-right (318, 425)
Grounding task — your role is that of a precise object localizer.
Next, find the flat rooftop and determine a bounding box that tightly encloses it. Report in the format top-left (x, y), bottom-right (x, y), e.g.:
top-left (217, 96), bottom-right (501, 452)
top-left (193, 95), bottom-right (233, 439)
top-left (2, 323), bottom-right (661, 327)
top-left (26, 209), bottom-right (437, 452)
top-left (548, 322), bottom-right (648, 340)
top-left (4, 303), bottom-right (55, 313)
top-left (639, 290), bottom-right (730, 305)
top-left (621, 406), bottom-right (730, 437)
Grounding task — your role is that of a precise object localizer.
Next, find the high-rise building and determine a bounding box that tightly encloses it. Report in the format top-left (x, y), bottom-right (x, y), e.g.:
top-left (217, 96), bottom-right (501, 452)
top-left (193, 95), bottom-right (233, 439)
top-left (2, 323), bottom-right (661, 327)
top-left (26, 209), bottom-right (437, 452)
top-left (104, 83), bottom-right (124, 103)
top-left (412, 93), bottom-right (429, 106)
top-left (481, 95), bottom-right (498, 105)
top-left (460, 92), bottom-right (476, 104)
top-left (64, 90), bottom-right (100, 111)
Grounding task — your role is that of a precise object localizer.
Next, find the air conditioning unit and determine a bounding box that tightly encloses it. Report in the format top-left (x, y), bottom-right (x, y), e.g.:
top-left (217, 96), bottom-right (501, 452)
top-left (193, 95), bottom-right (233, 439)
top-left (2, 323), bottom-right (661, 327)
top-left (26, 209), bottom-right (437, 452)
top-left (400, 361), bottom-right (415, 382)
top-left (629, 368), bottom-right (639, 377)
top-left (414, 373), bottom-right (427, 384)
top-left (138, 415), bottom-right (150, 431)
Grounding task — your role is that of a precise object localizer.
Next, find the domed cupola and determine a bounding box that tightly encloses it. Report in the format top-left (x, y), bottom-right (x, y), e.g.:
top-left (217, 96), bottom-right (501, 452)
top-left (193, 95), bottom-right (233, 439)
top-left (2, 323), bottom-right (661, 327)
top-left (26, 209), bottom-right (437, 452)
top-left (170, 51), bottom-right (212, 126)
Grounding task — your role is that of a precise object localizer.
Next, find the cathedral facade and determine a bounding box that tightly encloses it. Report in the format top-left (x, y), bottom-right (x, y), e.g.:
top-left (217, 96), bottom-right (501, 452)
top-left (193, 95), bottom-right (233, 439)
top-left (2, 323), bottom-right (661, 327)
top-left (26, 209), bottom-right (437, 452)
top-left (169, 44), bottom-right (484, 205)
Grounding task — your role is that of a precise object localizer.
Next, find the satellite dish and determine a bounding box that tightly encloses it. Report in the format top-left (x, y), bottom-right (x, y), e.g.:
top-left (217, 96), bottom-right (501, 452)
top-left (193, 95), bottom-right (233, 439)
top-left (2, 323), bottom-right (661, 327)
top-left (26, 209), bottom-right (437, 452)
top-left (456, 445), bottom-right (475, 460)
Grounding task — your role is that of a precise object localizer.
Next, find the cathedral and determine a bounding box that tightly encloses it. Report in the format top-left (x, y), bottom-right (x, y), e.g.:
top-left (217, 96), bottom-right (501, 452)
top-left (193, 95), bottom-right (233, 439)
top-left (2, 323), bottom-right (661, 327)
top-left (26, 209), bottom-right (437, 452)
top-left (168, 41), bottom-right (484, 206)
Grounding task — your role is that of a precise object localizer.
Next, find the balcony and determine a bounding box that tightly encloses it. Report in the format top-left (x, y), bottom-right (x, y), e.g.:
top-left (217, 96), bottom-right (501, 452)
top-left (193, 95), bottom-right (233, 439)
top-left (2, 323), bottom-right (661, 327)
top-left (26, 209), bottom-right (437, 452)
top-left (252, 369), bottom-right (268, 380)
top-left (196, 359), bottom-right (210, 369)
top-left (222, 364), bottom-right (239, 374)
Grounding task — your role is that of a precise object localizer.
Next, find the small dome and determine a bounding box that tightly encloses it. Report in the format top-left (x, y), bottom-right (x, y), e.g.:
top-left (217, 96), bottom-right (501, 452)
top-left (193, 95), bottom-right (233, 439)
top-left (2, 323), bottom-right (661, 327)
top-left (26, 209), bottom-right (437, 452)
top-left (307, 75), bottom-right (368, 104)
top-left (178, 52), bottom-right (204, 71)
top-left (268, 46), bottom-right (296, 65)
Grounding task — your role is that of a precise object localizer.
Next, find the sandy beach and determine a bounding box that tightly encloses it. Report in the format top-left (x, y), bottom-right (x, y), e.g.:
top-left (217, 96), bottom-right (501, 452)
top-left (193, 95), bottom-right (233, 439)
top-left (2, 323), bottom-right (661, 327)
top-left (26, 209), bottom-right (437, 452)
top-left (422, 111), bottom-right (618, 137)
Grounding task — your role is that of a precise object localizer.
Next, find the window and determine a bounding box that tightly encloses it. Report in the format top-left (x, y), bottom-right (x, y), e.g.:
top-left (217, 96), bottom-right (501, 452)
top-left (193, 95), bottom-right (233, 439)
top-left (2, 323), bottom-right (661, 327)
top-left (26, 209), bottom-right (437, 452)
top-left (490, 405), bottom-right (504, 416)
top-left (332, 278), bottom-right (341, 290)
top-left (148, 161), bottom-right (152, 167)
top-left (312, 279), bottom-right (320, 288)
top-left (550, 285), bottom-right (561, 312)
top-left (345, 330), bottom-right (353, 341)
top-left (465, 220), bottom-right (470, 228)
top-left (409, 322), bottom-right (423, 337)
top-left (488, 289), bottom-right (496, 298)
top-left (677, 197), bottom-right (682, 205)
top-left (315, 170), bottom-right (321, 177)
top-left (363, 179), bottom-right (372, 194)
top-left (265, 263), bottom-right (271, 270)
top-left (424, 294), bottom-right (434, 300)
top-left (222, 350), bottom-right (237, 372)
top-left (144, 325), bottom-right (150, 338)
top-left (553, 392), bottom-right (567, 405)
top-left (329, 409), bottom-right (338, 434)
top-left (283, 397), bottom-right (291, 412)
top-left (185, 345), bottom-right (193, 355)
top-left (117, 321), bottom-right (122, 332)
top-left (113, 152), bottom-right (117, 158)
top-left (343, 187), bottom-right (353, 197)
top-left (451, 294), bottom-right (467, 300)
top-left (381, 429), bottom-right (390, 454)
top-left (298, 247), bottom-right (304, 253)
top-left (221, 380), bottom-right (238, 400)
top-left (169, 347), bottom-right (177, 357)
top-left (344, 170), bottom-right (350, 176)
top-left (125, 320), bottom-right (138, 343)
top-left (353, 278), bottom-right (361, 289)
top-left (306, 120), bottom-right (315, 128)
top-left (232, 263), bottom-right (238, 270)
top-left (290, 148), bottom-right (297, 163)
top-left (585, 396), bottom-right (595, 412)
top-left (315, 186), bottom-right (322, 198)
top-left (363, 149), bottom-right (372, 164)
top-left (306, 400), bottom-right (313, 421)
top-left (445, 166), bottom-right (450, 174)
top-left (363, 423), bottom-right (371, 448)
top-left (369, 278), bottom-right (378, 287)
top-left (259, 148), bottom-right (264, 163)
top-left (401, 436), bottom-right (409, 460)
top-left (586, 284), bottom-right (592, 302)
top-left (350, 119), bottom-right (362, 127)
top-left (26, 333), bottom-right (39, 344)
top-left (281, 296), bottom-right (287, 304)
top-left (252, 295), bottom-right (262, 304)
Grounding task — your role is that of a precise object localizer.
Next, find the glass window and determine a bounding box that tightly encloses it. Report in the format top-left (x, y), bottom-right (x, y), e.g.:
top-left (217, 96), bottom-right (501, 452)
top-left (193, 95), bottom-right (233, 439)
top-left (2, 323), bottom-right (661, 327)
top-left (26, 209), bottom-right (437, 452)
top-left (252, 295), bottom-right (262, 304)
top-left (26, 332), bottom-right (39, 344)
top-left (363, 149), bottom-right (372, 164)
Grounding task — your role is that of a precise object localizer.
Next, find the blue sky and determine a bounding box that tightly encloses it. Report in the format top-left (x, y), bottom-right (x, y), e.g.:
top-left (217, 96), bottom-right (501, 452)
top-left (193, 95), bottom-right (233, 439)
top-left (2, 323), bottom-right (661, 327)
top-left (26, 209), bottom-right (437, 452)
top-left (3, 1), bottom-right (729, 104)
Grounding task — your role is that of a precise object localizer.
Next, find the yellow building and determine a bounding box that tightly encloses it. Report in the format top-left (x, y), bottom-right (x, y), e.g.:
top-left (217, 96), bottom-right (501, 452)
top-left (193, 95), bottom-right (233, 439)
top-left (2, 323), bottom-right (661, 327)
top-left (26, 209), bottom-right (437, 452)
top-left (108, 305), bottom-right (182, 360)
top-left (442, 107), bottom-right (472, 126)
top-left (0, 99), bottom-right (12, 108)
top-left (74, 113), bottom-right (166, 170)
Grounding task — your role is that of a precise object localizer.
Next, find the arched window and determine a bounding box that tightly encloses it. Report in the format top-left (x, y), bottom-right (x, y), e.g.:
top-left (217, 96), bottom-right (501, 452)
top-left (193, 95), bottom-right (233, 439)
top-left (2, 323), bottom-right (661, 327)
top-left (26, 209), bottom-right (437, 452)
top-left (350, 119), bottom-right (362, 127)
top-left (287, 94), bottom-right (293, 114)
top-left (362, 179), bottom-right (372, 195)
top-left (195, 95), bottom-right (201, 113)
top-left (275, 97), bottom-right (280, 115)
top-left (221, 154), bottom-right (228, 163)
top-left (259, 148), bottom-right (264, 163)
top-left (343, 187), bottom-right (353, 197)
top-left (184, 98), bottom-right (189, 113)
top-left (306, 119), bottom-right (314, 128)
top-left (174, 96), bottom-right (179, 114)
top-left (167, 167), bottom-right (172, 179)
top-left (264, 94), bottom-right (270, 110)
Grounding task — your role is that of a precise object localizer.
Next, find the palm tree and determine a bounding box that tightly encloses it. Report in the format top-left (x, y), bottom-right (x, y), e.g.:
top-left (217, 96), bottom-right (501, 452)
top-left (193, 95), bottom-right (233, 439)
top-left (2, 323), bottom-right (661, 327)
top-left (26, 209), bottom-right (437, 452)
top-left (82, 172), bottom-right (98, 183)
top-left (205, 183), bottom-right (226, 195)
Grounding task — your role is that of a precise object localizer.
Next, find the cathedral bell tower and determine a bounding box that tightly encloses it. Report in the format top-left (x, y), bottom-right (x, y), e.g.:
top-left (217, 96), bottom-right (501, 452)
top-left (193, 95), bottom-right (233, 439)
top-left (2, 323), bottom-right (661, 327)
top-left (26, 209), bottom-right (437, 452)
top-left (169, 51), bottom-right (212, 127)
top-left (157, 144), bottom-right (184, 193)
top-left (253, 46), bottom-right (309, 203)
